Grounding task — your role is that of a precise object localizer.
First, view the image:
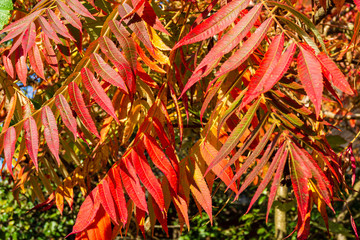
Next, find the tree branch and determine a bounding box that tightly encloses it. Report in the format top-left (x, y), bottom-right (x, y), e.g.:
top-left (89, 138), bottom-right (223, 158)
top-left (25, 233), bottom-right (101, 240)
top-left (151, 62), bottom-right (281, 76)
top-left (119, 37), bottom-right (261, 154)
top-left (324, 111), bottom-right (360, 120)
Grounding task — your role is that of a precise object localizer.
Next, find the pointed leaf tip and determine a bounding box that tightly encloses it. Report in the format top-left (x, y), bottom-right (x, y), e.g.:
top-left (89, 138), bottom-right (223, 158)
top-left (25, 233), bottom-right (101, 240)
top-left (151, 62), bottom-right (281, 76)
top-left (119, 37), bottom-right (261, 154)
top-left (68, 82), bottom-right (100, 138)
top-left (174, 0), bottom-right (250, 49)
top-left (4, 126), bottom-right (16, 177)
top-left (297, 44), bottom-right (323, 119)
top-left (81, 67), bottom-right (120, 123)
top-left (55, 94), bottom-right (77, 140)
top-left (24, 116), bottom-right (39, 170)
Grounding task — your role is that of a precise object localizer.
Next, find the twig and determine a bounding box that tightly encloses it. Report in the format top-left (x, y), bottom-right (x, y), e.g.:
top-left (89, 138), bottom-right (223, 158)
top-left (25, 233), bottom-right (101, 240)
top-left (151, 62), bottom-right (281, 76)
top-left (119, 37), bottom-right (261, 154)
top-left (324, 111), bottom-right (360, 120)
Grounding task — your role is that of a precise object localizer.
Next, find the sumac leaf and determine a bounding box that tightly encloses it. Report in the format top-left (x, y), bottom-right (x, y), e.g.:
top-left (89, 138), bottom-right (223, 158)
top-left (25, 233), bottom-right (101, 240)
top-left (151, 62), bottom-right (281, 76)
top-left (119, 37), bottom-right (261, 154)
top-left (215, 18), bottom-right (273, 79)
top-left (174, 0), bottom-right (250, 49)
top-left (41, 106), bottom-right (60, 166)
top-left (181, 4), bottom-right (263, 96)
top-left (99, 178), bottom-right (118, 224)
top-left (143, 134), bottom-right (179, 194)
top-left (81, 67), bottom-right (120, 122)
top-left (37, 16), bottom-right (62, 44)
top-left (317, 52), bottom-right (354, 95)
top-left (297, 44), bottom-right (323, 118)
top-left (28, 44), bottom-right (45, 80)
top-left (57, 0), bottom-right (82, 31)
top-left (55, 94), bottom-right (77, 139)
top-left (108, 20), bottom-right (137, 70)
top-left (108, 166), bottom-right (128, 224)
top-left (132, 148), bottom-right (165, 211)
top-left (90, 53), bottom-right (128, 94)
top-left (46, 9), bottom-right (75, 41)
top-left (4, 126), bottom-right (16, 177)
top-left (68, 82), bottom-right (100, 138)
top-left (66, 0), bottom-right (95, 19)
top-left (68, 187), bottom-right (101, 236)
top-left (24, 116), bottom-right (39, 170)
top-left (119, 157), bottom-right (148, 212)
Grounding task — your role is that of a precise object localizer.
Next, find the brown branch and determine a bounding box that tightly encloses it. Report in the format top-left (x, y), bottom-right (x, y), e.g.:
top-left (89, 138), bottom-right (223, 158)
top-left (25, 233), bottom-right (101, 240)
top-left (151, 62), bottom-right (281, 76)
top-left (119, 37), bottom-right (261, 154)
top-left (324, 111), bottom-right (360, 120)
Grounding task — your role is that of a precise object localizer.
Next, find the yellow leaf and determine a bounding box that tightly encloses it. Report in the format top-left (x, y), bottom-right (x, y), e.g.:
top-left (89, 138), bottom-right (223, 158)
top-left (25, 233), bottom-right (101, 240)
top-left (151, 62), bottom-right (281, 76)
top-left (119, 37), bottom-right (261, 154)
top-left (148, 26), bottom-right (171, 51)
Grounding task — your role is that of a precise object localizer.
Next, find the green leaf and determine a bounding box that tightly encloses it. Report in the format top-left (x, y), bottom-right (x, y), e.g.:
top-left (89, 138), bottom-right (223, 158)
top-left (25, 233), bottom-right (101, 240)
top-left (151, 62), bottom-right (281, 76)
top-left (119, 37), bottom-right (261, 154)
top-left (0, 0), bottom-right (12, 31)
top-left (270, 1), bottom-right (326, 53)
top-left (277, 16), bottom-right (319, 53)
top-left (205, 98), bottom-right (262, 175)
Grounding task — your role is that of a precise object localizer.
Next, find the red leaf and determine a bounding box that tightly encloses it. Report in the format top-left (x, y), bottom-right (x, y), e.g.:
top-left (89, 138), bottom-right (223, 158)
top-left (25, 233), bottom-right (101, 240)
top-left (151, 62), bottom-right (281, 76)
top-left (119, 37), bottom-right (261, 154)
top-left (81, 67), bottom-right (120, 122)
top-left (136, 64), bottom-right (159, 89)
top-left (22, 22), bottom-right (36, 55)
top-left (118, 3), bottom-right (153, 51)
top-left (119, 157), bottom-right (148, 212)
top-left (239, 139), bottom-right (282, 195)
top-left (244, 34), bottom-right (284, 98)
top-left (42, 106), bottom-right (60, 166)
top-left (90, 53), bottom-right (129, 94)
top-left (297, 44), bottom-right (323, 118)
top-left (289, 143), bottom-right (312, 219)
top-left (15, 46), bottom-right (27, 86)
top-left (135, 206), bottom-right (146, 238)
top-left (241, 39), bottom-right (296, 110)
top-left (4, 127), bottom-right (16, 177)
top-left (99, 178), bottom-right (118, 224)
top-left (317, 52), bottom-right (354, 95)
top-left (181, 4), bottom-right (263, 96)
top-left (24, 116), bottom-right (39, 170)
top-left (8, 32), bottom-right (26, 57)
top-left (173, 0), bottom-right (250, 49)
top-left (133, 0), bottom-right (170, 35)
top-left (245, 143), bottom-right (286, 214)
top-left (98, 36), bottom-right (135, 94)
top-left (143, 134), bottom-right (179, 194)
top-left (0, 9), bottom-right (41, 44)
top-left (37, 16), bottom-right (62, 44)
top-left (57, 39), bottom-right (72, 65)
top-left (296, 195), bottom-right (312, 240)
top-left (347, 144), bottom-right (357, 186)
top-left (3, 51), bottom-right (15, 79)
top-left (28, 44), bottom-right (45, 80)
top-left (295, 145), bottom-right (333, 211)
top-left (66, 0), bottom-right (95, 20)
top-left (41, 33), bottom-right (59, 74)
top-left (225, 123), bottom-right (277, 190)
top-left (46, 9), bottom-right (76, 41)
top-left (215, 18), bottom-right (273, 79)
top-left (108, 167), bottom-right (128, 225)
top-left (85, 207), bottom-right (112, 240)
top-left (351, 214), bottom-right (359, 240)
top-left (132, 148), bottom-right (165, 211)
top-left (55, 94), bottom-right (77, 139)
top-left (68, 187), bottom-right (101, 236)
top-left (68, 82), bottom-right (100, 138)
top-left (152, 117), bottom-right (179, 187)
top-left (149, 195), bottom-right (169, 236)
top-left (191, 0), bottom-right (219, 28)
top-left (108, 20), bottom-right (137, 70)
top-left (266, 148), bottom-right (288, 223)
top-left (355, 0), bottom-right (360, 11)
top-left (57, 0), bottom-right (82, 31)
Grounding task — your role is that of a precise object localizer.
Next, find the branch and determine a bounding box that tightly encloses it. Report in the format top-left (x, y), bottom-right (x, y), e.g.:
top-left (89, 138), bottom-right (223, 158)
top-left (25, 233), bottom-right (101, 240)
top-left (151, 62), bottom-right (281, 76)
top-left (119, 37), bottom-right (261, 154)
top-left (324, 111), bottom-right (360, 120)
